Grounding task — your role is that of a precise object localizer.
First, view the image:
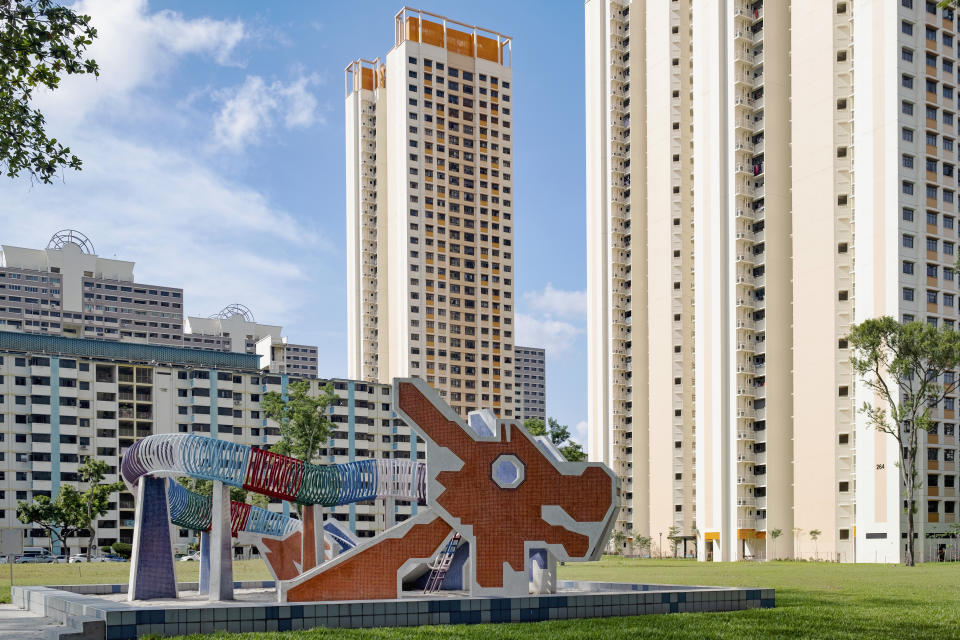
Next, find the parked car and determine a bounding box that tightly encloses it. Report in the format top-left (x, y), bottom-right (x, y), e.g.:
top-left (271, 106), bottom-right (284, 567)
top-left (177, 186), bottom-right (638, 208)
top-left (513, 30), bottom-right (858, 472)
top-left (101, 554), bottom-right (127, 562)
top-left (54, 555), bottom-right (68, 564)
top-left (16, 547), bottom-right (57, 563)
top-left (179, 552), bottom-right (201, 562)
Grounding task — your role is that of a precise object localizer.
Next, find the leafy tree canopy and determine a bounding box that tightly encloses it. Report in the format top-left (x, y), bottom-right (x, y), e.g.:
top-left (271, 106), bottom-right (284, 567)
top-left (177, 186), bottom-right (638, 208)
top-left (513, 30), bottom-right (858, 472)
top-left (1, 0), bottom-right (99, 182)
top-left (849, 316), bottom-right (960, 565)
top-left (522, 417), bottom-right (587, 462)
top-left (262, 380), bottom-right (338, 465)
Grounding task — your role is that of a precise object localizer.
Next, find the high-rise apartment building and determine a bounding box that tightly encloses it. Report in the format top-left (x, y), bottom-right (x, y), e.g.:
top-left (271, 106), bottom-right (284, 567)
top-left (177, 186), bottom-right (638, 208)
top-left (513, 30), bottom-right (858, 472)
top-left (514, 346), bottom-right (545, 421)
top-left (587, 0), bottom-right (959, 563)
top-left (346, 7), bottom-right (517, 419)
top-left (0, 231), bottom-right (318, 377)
top-left (0, 331), bottom-right (422, 555)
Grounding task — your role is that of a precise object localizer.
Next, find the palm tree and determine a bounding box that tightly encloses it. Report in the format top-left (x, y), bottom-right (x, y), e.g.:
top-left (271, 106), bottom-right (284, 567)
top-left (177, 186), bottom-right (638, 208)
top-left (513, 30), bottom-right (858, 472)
top-left (769, 528), bottom-right (782, 560)
top-left (809, 529), bottom-right (822, 561)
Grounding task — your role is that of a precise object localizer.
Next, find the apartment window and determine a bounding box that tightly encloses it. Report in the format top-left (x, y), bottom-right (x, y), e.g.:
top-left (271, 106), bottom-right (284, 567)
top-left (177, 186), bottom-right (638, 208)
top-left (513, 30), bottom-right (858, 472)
top-left (928, 291), bottom-right (938, 304)
top-left (903, 207), bottom-right (915, 221)
top-left (928, 264), bottom-right (938, 277)
top-left (902, 47), bottom-right (915, 63)
top-left (839, 386), bottom-right (849, 397)
top-left (903, 128), bottom-right (915, 142)
top-left (839, 481), bottom-right (849, 492)
top-left (903, 101), bottom-right (914, 116)
top-left (927, 237), bottom-right (939, 251)
top-left (903, 154), bottom-right (915, 169)
top-left (902, 21), bottom-right (914, 36)
top-left (904, 261), bottom-right (915, 275)
top-left (839, 433), bottom-right (850, 445)
top-left (903, 234), bottom-right (915, 248)
top-left (838, 290), bottom-right (849, 301)
top-left (927, 185), bottom-right (938, 199)
top-left (904, 287), bottom-right (915, 301)
top-left (902, 181), bottom-right (914, 195)
top-left (902, 75), bottom-right (915, 90)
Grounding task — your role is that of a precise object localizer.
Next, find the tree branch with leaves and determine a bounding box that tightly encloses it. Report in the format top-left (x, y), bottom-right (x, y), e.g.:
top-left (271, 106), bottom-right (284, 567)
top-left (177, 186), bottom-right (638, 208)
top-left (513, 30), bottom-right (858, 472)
top-left (522, 417), bottom-right (587, 462)
top-left (1, 0), bottom-right (99, 183)
top-left (849, 317), bottom-right (960, 566)
top-left (262, 380), bottom-right (338, 466)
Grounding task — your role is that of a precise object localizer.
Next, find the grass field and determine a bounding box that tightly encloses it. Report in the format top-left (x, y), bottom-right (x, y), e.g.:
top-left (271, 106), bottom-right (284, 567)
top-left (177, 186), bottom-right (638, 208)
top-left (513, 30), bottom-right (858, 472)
top-left (3, 557), bottom-right (958, 639)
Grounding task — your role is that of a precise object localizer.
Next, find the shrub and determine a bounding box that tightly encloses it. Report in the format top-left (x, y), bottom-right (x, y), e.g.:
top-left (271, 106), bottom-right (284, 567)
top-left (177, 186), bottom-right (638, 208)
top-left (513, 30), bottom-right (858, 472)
top-left (111, 542), bottom-right (132, 559)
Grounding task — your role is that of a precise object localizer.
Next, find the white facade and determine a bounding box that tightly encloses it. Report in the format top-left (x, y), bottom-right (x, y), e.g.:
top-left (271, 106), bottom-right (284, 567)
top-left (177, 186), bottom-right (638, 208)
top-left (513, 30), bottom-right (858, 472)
top-left (587, 0), bottom-right (960, 563)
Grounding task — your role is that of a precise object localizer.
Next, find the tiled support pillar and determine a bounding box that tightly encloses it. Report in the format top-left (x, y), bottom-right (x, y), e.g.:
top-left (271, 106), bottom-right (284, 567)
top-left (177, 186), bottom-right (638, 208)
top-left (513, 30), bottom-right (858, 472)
top-left (301, 505), bottom-right (325, 570)
top-left (127, 477), bottom-right (177, 601)
top-left (529, 548), bottom-right (557, 595)
top-left (209, 481), bottom-right (233, 601)
top-left (198, 532), bottom-right (211, 594)
top-left (385, 497), bottom-right (396, 530)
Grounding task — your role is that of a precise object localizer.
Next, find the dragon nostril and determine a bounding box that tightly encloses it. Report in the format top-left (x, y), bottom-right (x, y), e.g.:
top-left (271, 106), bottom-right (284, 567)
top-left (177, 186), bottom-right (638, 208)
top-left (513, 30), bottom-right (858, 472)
top-left (491, 454), bottom-right (525, 489)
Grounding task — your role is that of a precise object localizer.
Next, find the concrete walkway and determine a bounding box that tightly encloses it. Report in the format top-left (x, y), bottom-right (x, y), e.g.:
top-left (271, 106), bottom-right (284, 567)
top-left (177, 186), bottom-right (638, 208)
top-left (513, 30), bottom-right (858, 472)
top-left (0, 604), bottom-right (62, 640)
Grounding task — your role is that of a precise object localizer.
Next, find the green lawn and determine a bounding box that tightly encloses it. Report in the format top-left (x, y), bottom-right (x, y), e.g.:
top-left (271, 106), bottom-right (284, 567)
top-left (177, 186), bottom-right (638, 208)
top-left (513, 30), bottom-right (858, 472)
top-left (4, 557), bottom-right (959, 639)
top-left (0, 559), bottom-right (273, 604)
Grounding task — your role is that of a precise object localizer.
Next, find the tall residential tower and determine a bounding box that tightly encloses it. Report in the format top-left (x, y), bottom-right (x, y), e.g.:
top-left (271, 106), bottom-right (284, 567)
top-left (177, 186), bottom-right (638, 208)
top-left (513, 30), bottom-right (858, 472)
top-left (346, 8), bottom-right (517, 419)
top-left (587, 0), bottom-right (959, 563)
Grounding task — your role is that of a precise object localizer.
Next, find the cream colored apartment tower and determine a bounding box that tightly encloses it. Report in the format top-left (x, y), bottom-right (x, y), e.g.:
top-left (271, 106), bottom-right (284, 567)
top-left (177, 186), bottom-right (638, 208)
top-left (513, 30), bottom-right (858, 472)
top-left (589, 0), bottom-right (960, 564)
top-left (347, 8), bottom-right (517, 420)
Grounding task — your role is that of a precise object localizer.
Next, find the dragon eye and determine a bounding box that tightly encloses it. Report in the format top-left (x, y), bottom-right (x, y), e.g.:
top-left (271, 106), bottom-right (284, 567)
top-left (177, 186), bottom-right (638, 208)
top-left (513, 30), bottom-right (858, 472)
top-left (492, 454), bottom-right (525, 489)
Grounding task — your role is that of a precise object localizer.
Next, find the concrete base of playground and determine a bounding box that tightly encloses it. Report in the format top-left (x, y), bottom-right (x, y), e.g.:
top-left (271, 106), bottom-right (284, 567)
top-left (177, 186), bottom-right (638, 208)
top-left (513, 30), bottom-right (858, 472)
top-left (13, 580), bottom-right (774, 640)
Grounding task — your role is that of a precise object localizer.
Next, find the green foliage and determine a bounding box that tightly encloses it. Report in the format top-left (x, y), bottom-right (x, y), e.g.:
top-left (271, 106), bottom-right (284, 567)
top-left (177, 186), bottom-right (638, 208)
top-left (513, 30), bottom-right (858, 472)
top-left (770, 528), bottom-right (783, 559)
top-left (611, 530), bottom-right (626, 555)
top-left (110, 542), bottom-right (131, 559)
top-left (78, 457), bottom-right (125, 558)
top-left (262, 380), bottom-right (338, 464)
top-left (178, 477), bottom-right (249, 504)
top-left (0, 0), bottom-right (99, 182)
top-left (848, 317), bottom-right (960, 565)
top-left (522, 417), bottom-right (587, 462)
top-left (630, 531), bottom-right (652, 557)
top-left (16, 457), bottom-right (123, 555)
top-left (667, 526), bottom-right (682, 558)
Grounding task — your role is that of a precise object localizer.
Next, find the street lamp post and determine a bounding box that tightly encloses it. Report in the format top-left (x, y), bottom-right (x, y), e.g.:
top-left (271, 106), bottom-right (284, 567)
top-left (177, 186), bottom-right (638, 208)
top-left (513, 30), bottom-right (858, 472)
top-left (659, 532), bottom-right (663, 559)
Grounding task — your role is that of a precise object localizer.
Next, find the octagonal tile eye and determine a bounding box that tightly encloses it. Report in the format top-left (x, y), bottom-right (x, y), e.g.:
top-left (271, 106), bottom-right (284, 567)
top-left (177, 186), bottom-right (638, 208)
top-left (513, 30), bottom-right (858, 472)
top-left (492, 454), bottom-right (525, 489)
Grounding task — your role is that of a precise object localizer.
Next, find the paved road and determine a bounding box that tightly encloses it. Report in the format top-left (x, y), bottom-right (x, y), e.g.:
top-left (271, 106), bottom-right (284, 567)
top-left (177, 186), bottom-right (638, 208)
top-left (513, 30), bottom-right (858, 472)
top-left (0, 604), bottom-right (62, 640)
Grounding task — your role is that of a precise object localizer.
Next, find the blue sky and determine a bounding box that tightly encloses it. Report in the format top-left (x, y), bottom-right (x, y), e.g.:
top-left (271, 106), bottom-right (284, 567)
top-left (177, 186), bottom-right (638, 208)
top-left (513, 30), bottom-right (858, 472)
top-left (0, 0), bottom-right (590, 446)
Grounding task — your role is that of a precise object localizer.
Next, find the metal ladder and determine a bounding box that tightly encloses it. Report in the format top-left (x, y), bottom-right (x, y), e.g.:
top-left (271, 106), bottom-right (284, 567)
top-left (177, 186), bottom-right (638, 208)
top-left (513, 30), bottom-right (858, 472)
top-left (424, 533), bottom-right (462, 594)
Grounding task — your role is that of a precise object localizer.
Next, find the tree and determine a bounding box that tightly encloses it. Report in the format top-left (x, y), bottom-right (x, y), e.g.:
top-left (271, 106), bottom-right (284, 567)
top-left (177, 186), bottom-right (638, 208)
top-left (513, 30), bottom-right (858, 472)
top-left (78, 458), bottom-right (124, 559)
top-left (262, 380), bottom-right (338, 464)
top-left (611, 530), bottom-right (626, 555)
top-left (631, 531), bottom-right (652, 558)
top-left (110, 541), bottom-right (131, 559)
top-left (17, 459), bottom-right (123, 555)
top-left (522, 417), bottom-right (587, 462)
top-left (769, 528), bottom-right (782, 560)
top-left (17, 485), bottom-right (85, 551)
top-left (809, 529), bottom-right (822, 561)
top-left (667, 526), bottom-right (682, 558)
top-left (792, 527), bottom-right (803, 559)
top-left (849, 317), bottom-right (960, 566)
top-left (1, 0), bottom-right (99, 183)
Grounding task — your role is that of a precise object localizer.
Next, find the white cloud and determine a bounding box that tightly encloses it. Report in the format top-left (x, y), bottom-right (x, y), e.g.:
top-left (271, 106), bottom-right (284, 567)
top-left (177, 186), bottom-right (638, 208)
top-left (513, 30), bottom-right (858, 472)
top-left (0, 132), bottom-right (331, 323)
top-left (515, 313), bottom-right (581, 355)
top-left (212, 74), bottom-right (324, 150)
top-left (524, 283), bottom-right (586, 318)
top-left (573, 420), bottom-right (589, 449)
top-left (33, 0), bottom-right (247, 127)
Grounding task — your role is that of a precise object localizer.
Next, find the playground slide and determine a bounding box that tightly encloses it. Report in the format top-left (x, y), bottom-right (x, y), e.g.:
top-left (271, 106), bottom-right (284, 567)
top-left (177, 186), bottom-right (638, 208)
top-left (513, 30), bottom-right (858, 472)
top-left (121, 433), bottom-right (425, 553)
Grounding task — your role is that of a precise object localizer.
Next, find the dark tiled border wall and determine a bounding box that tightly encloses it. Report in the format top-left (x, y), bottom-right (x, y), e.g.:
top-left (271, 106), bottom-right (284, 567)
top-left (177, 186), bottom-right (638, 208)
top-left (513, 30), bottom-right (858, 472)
top-left (14, 581), bottom-right (774, 640)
